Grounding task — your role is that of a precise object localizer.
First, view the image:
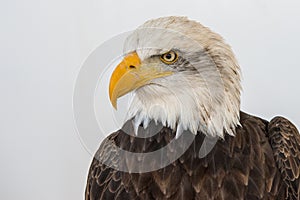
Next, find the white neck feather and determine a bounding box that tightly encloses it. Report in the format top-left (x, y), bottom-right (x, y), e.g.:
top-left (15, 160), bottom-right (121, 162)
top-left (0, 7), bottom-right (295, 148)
top-left (126, 73), bottom-right (240, 138)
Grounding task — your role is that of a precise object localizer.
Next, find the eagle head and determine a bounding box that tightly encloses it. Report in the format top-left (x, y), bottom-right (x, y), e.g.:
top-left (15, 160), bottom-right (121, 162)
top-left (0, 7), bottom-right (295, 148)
top-left (109, 16), bottom-right (241, 138)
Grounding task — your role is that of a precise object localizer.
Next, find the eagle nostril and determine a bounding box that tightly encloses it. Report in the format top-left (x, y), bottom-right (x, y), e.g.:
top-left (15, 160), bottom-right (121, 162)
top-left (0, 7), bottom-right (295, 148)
top-left (129, 65), bottom-right (136, 69)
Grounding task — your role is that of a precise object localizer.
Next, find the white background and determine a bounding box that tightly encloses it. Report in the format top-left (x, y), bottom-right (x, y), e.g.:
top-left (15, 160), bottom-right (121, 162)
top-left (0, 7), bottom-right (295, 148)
top-left (1, 0), bottom-right (299, 199)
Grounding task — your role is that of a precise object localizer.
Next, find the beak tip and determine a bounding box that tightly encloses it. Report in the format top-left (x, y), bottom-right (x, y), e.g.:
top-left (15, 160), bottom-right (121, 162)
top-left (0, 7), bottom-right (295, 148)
top-left (110, 95), bottom-right (118, 110)
top-left (112, 102), bottom-right (118, 110)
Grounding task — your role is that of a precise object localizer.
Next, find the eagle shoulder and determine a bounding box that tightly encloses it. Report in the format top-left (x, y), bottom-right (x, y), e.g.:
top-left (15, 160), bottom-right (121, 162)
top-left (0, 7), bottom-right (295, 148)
top-left (85, 132), bottom-right (132, 200)
top-left (267, 116), bottom-right (300, 199)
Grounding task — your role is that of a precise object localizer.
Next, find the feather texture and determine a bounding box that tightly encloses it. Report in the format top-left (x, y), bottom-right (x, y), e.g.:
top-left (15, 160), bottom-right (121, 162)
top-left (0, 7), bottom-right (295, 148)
top-left (85, 112), bottom-right (300, 199)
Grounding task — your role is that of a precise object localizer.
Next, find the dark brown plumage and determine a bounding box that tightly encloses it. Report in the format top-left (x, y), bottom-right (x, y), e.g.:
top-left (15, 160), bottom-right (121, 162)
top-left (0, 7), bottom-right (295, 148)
top-left (85, 112), bottom-right (300, 200)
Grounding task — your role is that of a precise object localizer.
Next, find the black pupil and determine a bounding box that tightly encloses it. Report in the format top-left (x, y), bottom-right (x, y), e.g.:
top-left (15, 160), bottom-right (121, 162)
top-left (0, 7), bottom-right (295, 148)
top-left (165, 53), bottom-right (172, 60)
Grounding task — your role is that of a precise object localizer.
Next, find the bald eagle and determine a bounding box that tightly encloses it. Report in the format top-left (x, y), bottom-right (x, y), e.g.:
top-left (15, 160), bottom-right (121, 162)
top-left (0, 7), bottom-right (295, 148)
top-left (85, 17), bottom-right (300, 200)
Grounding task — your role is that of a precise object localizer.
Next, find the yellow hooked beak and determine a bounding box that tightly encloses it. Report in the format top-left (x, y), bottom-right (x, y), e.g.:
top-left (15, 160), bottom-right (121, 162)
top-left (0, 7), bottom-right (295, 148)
top-left (109, 52), bottom-right (173, 109)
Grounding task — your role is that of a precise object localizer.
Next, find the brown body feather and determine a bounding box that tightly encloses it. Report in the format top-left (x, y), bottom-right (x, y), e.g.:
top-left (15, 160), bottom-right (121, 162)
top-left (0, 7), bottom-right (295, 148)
top-left (85, 112), bottom-right (300, 200)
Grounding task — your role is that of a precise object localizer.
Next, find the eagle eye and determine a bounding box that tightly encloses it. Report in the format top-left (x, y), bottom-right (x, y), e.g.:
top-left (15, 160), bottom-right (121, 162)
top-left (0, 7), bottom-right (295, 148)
top-left (160, 51), bottom-right (178, 64)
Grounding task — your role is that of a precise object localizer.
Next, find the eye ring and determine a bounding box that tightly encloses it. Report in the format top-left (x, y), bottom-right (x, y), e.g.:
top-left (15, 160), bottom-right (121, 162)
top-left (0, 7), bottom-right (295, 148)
top-left (160, 51), bottom-right (178, 64)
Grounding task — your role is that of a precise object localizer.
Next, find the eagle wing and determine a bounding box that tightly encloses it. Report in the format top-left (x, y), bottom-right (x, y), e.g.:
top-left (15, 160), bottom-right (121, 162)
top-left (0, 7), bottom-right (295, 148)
top-left (268, 117), bottom-right (300, 199)
top-left (85, 132), bottom-right (131, 200)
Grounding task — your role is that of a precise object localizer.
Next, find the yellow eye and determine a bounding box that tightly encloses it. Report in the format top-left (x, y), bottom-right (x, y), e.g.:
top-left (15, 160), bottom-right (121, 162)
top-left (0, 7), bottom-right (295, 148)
top-left (160, 51), bottom-right (178, 64)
